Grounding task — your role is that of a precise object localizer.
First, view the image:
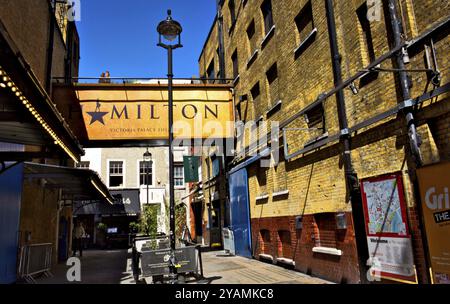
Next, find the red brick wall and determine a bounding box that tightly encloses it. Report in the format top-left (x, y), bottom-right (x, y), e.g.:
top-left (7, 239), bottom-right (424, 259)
top-left (251, 212), bottom-right (360, 284)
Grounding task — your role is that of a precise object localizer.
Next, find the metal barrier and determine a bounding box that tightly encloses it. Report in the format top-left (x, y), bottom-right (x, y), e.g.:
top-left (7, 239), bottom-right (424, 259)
top-left (131, 235), bottom-right (204, 283)
top-left (222, 228), bottom-right (235, 256)
top-left (18, 243), bottom-right (53, 283)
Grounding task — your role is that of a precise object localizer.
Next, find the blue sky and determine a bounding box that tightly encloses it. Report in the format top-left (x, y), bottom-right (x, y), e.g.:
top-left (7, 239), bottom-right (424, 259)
top-left (76, 0), bottom-right (217, 79)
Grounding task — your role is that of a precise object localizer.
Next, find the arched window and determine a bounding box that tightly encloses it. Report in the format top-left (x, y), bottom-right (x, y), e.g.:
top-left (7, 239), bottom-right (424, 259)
top-left (277, 230), bottom-right (292, 258)
top-left (259, 229), bottom-right (271, 253)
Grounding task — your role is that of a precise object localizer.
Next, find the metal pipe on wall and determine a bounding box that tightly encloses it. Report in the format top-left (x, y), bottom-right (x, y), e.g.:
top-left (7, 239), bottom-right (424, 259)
top-left (386, 0), bottom-right (431, 284)
top-left (216, 0), bottom-right (226, 83)
top-left (325, 0), bottom-right (369, 283)
top-left (46, 0), bottom-right (57, 93)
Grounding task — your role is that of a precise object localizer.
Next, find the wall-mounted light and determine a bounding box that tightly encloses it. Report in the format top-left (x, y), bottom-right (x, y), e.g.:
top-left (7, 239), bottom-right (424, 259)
top-left (335, 212), bottom-right (347, 229)
top-left (349, 82), bottom-right (359, 95)
top-left (295, 215), bottom-right (303, 230)
top-left (402, 47), bottom-right (410, 64)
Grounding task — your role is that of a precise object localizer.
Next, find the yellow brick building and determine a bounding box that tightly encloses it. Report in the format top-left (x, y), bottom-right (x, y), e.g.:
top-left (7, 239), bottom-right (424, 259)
top-left (199, 0), bottom-right (449, 283)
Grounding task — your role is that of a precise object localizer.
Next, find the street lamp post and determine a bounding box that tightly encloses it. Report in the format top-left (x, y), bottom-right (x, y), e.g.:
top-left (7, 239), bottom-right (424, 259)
top-left (143, 148), bottom-right (152, 206)
top-left (157, 9), bottom-right (183, 284)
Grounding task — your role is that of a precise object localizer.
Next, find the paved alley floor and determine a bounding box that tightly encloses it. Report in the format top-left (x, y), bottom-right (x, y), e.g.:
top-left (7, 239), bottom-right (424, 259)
top-left (35, 249), bottom-right (135, 284)
top-left (194, 251), bottom-right (331, 284)
top-left (33, 249), bottom-right (331, 284)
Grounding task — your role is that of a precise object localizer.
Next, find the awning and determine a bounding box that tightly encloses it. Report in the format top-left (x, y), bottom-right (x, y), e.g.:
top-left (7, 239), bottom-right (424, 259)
top-left (0, 21), bottom-right (83, 162)
top-left (228, 147), bottom-right (270, 175)
top-left (75, 188), bottom-right (141, 216)
top-left (23, 162), bottom-right (113, 204)
top-left (181, 182), bottom-right (203, 200)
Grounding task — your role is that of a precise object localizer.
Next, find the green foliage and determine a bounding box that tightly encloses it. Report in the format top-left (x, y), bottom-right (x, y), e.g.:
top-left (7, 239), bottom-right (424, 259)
top-left (97, 222), bottom-right (107, 231)
top-left (129, 221), bottom-right (139, 233)
top-left (175, 205), bottom-right (187, 243)
top-left (139, 204), bottom-right (160, 236)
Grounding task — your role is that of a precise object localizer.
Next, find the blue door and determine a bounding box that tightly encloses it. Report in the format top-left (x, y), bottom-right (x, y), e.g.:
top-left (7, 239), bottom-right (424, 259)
top-left (229, 168), bottom-right (252, 258)
top-left (0, 163), bottom-right (23, 284)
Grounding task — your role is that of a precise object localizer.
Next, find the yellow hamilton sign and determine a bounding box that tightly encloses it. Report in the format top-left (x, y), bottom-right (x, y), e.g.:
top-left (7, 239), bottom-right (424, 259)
top-left (53, 83), bottom-right (235, 142)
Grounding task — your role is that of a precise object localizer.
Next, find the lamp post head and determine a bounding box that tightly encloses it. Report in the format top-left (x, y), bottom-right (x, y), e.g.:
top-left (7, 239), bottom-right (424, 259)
top-left (157, 9), bottom-right (183, 44)
top-left (143, 149), bottom-right (152, 162)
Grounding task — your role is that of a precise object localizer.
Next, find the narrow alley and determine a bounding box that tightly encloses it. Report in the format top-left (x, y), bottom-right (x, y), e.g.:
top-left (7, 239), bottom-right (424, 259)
top-left (34, 249), bottom-right (331, 285)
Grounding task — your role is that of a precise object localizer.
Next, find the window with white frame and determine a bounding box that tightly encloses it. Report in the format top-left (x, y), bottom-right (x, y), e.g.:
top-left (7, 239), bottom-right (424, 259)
top-left (139, 161), bottom-right (153, 186)
top-left (76, 161), bottom-right (90, 169)
top-left (174, 165), bottom-right (184, 187)
top-left (109, 161), bottom-right (124, 187)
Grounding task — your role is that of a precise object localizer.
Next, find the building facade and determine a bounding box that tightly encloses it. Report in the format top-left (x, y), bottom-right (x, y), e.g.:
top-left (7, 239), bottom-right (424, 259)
top-left (0, 0), bottom-right (112, 284)
top-left (199, 0), bottom-right (449, 284)
top-left (78, 147), bottom-right (190, 241)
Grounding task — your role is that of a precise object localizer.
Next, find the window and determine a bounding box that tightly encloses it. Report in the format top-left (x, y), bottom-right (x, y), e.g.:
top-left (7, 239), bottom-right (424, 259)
top-left (246, 19), bottom-right (256, 52)
top-left (76, 161), bottom-right (90, 169)
top-left (314, 213), bottom-right (337, 248)
top-left (109, 161), bottom-right (123, 187)
top-left (305, 103), bottom-right (326, 135)
top-left (294, 0), bottom-right (316, 56)
top-left (207, 60), bottom-right (215, 83)
top-left (256, 166), bottom-right (267, 196)
top-left (266, 62), bottom-right (279, 108)
top-left (260, 229), bottom-right (271, 254)
top-left (174, 165), bottom-right (184, 187)
top-left (139, 161), bottom-right (153, 186)
top-left (232, 49), bottom-right (239, 79)
top-left (211, 157), bottom-right (220, 178)
top-left (250, 82), bottom-right (260, 100)
top-left (278, 230), bottom-right (292, 258)
top-left (356, 2), bottom-right (378, 86)
top-left (266, 62), bottom-right (278, 84)
top-left (261, 0), bottom-right (274, 35)
top-left (228, 0), bottom-right (236, 26)
top-left (357, 2), bottom-right (376, 66)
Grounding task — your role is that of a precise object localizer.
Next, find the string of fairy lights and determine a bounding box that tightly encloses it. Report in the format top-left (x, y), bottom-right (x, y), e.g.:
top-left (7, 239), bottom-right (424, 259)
top-left (0, 65), bottom-right (78, 162)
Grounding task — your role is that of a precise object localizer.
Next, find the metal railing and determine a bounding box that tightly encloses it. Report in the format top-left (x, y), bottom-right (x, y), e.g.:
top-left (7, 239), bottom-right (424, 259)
top-left (53, 77), bottom-right (235, 85)
top-left (18, 243), bottom-right (53, 283)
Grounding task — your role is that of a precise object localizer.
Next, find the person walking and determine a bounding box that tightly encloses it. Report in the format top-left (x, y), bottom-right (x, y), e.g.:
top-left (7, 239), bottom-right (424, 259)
top-left (73, 221), bottom-right (86, 257)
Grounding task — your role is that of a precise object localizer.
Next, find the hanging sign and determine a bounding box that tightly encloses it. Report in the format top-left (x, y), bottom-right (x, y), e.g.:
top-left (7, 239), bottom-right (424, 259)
top-left (53, 84), bottom-right (234, 142)
top-left (183, 156), bottom-right (200, 183)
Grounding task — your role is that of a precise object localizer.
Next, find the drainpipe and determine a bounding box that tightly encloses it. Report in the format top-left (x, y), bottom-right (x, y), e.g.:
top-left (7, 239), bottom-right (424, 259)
top-left (46, 0), bottom-right (56, 93)
top-left (387, 0), bottom-right (422, 165)
top-left (387, 0), bottom-right (431, 284)
top-left (216, 0), bottom-right (226, 83)
top-left (325, 0), bottom-right (369, 283)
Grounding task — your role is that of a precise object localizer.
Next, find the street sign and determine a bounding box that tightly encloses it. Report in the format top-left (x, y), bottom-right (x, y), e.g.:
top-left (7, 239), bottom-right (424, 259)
top-left (140, 246), bottom-right (197, 277)
top-left (183, 156), bottom-right (199, 183)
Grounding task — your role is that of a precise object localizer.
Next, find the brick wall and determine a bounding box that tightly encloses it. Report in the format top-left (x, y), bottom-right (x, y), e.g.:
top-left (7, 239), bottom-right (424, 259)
top-left (0, 0), bottom-right (71, 90)
top-left (251, 212), bottom-right (360, 283)
top-left (200, 0), bottom-right (450, 284)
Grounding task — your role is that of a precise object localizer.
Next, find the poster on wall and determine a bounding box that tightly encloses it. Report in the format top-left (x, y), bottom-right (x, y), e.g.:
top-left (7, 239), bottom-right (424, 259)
top-left (417, 162), bottom-right (450, 284)
top-left (360, 172), bottom-right (417, 283)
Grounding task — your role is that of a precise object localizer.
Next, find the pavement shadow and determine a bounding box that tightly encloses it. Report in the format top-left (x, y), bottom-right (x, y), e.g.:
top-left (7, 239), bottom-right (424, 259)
top-left (215, 254), bottom-right (235, 258)
top-left (188, 276), bottom-right (222, 284)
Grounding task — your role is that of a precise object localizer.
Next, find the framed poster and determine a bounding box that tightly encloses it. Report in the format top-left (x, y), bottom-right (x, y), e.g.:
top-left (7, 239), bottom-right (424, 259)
top-left (360, 172), bottom-right (417, 283)
top-left (417, 162), bottom-right (450, 284)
